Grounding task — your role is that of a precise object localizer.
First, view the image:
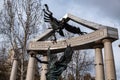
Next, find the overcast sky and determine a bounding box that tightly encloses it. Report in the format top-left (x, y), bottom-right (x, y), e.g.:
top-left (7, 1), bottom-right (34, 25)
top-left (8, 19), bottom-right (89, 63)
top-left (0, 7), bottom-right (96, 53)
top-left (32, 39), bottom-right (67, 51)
top-left (42, 0), bottom-right (120, 79)
top-left (0, 1), bottom-right (3, 10)
top-left (0, 0), bottom-right (120, 79)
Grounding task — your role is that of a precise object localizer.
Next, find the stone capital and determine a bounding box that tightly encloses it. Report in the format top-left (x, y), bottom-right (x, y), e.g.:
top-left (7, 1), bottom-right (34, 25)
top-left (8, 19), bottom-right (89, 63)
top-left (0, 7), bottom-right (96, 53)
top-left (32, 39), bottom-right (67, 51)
top-left (102, 39), bottom-right (113, 43)
top-left (94, 45), bottom-right (103, 49)
top-left (29, 51), bottom-right (37, 57)
top-left (12, 58), bottom-right (18, 60)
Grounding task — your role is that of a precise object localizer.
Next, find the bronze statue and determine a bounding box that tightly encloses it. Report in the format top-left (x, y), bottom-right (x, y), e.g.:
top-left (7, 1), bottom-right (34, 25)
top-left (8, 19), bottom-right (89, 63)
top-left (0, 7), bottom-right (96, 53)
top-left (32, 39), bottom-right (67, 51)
top-left (33, 45), bottom-right (73, 80)
top-left (43, 4), bottom-right (87, 38)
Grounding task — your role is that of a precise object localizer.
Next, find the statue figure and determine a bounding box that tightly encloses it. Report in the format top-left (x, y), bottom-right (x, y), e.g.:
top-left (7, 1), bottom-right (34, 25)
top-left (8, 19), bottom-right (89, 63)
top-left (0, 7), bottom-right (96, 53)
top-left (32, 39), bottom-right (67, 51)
top-left (33, 45), bottom-right (73, 80)
top-left (43, 4), bottom-right (87, 40)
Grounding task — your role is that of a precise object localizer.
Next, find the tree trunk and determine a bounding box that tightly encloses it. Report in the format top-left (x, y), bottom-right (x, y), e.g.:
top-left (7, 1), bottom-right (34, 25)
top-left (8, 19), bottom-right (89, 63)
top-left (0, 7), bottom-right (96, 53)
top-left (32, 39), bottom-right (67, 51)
top-left (20, 53), bottom-right (24, 80)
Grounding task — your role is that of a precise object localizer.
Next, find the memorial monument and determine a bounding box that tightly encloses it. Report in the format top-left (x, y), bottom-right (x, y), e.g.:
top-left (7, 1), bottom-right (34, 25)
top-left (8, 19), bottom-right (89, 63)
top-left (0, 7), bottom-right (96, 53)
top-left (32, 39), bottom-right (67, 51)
top-left (9, 4), bottom-right (118, 80)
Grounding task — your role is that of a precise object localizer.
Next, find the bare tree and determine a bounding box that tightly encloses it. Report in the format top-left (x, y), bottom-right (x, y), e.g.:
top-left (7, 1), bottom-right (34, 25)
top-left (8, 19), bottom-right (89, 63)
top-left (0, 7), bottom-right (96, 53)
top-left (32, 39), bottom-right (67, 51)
top-left (0, 42), bottom-right (10, 80)
top-left (0, 0), bottom-right (42, 80)
top-left (61, 31), bottom-right (94, 80)
top-left (63, 50), bottom-right (94, 80)
top-left (74, 50), bottom-right (94, 79)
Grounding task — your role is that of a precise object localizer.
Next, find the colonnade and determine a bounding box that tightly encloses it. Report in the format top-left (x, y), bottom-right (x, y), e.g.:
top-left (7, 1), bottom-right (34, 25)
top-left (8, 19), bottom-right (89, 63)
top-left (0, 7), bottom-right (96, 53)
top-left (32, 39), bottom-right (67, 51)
top-left (9, 39), bottom-right (116, 80)
top-left (94, 39), bottom-right (116, 80)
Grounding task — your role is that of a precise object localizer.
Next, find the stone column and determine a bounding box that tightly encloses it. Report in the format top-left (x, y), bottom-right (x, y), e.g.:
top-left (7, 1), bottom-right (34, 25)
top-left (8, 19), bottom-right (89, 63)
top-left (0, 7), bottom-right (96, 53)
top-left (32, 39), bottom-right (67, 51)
top-left (26, 51), bottom-right (36, 80)
top-left (40, 56), bottom-right (48, 80)
top-left (10, 58), bottom-right (18, 80)
top-left (103, 39), bottom-right (116, 80)
top-left (94, 46), bottom-right (105, 80)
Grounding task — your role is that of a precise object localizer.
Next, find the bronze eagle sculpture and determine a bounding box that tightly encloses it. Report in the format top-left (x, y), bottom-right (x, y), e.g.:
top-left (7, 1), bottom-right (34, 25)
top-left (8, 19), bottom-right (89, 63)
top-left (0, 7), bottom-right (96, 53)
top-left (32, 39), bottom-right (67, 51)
top-left (43, 4), bottom-right (87, 39)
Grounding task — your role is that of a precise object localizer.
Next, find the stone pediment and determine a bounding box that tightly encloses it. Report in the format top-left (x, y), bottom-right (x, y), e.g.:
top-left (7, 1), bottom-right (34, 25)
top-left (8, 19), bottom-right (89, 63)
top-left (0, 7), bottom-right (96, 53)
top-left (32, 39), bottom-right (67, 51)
top-left (27, 13), bottom-right (118, 54)
top-left (62, 13), bottom-right (108, 30)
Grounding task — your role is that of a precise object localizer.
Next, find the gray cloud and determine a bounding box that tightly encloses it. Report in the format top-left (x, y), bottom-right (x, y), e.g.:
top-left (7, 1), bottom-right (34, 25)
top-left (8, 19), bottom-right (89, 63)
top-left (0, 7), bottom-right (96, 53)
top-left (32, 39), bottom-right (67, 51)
top-left (43, 0), bottom-right (120, 21)
top-left (43, 0), bottom-right (120, 23)
top-left (72, 0), bottom-right (120, 21)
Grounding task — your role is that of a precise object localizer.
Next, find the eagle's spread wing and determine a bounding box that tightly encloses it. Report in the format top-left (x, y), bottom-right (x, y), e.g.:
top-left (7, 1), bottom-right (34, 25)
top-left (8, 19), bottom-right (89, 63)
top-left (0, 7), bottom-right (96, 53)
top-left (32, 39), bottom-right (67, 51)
top-left (64, 23), bottom-right (81, 34)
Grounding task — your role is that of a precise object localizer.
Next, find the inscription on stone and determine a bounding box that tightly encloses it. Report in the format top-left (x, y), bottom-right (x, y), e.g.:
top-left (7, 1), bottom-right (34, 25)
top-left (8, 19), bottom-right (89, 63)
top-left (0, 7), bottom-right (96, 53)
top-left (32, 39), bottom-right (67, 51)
top-left (28, 29), bottom-right (106, 51)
